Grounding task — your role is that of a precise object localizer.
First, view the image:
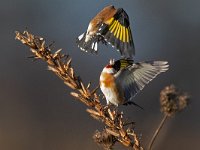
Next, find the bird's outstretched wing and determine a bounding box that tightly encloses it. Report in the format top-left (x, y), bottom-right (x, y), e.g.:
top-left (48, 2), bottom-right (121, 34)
top-left (98, 8), bottom-right (135, 58)
top-left (114, 61), bottom-right (169, 101)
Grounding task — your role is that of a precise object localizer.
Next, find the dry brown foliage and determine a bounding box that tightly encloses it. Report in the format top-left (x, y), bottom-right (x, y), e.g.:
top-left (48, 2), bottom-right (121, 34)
top-left (15, 30), bottom-right (143, 150)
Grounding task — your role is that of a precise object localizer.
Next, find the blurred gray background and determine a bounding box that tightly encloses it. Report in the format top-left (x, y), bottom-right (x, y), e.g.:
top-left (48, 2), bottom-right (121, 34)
top-left (0, 0), bottom-right (199, 149)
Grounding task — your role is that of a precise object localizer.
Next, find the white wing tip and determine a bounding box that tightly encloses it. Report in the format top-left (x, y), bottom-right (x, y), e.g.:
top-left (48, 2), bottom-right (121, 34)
top-left (78, 33), bottom-right (85, 40)
top-left (94, 42), bottom-right (98, 51)
top-left (79, 46), bottom-right (88, 52)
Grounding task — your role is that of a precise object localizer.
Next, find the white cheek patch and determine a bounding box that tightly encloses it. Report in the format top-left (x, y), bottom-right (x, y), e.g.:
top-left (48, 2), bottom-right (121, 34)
top-left (102, 68), bottom-right (115, 74)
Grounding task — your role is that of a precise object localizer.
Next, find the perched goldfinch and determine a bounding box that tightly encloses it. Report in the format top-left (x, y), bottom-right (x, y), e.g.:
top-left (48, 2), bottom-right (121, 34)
top-left (100, 59), bottom-right (169, 106)
top-left (77, 5), bottom-right (135, 59)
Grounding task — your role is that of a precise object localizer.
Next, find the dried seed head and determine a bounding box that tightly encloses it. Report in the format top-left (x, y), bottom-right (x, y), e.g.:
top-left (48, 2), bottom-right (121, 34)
top-left (93, 130), bottom-right (116, 150)
top-left (160, 85), bottom-right (190, 116)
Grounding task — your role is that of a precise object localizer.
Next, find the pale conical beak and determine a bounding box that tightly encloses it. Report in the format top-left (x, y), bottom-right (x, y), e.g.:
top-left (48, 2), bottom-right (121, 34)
top-left (109, 59), bottom-right (115, 65)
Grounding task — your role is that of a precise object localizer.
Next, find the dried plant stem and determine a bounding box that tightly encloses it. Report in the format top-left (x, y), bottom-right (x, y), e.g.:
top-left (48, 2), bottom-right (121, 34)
top-left (148, 114), bottom-right (168, 150)
top-left (15, 30), bottom-right (143, 150)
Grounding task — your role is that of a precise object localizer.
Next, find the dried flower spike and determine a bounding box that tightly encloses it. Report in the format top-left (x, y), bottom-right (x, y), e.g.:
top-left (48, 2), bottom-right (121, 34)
top-left (15, 30), bottom-right (142, 150)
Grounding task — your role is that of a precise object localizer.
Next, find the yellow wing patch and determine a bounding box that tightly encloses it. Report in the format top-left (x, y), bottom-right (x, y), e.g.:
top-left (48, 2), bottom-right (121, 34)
top-left (116, 25), bottom-right (121, 39)
top-left (120, 59), bottom-right (131, 69)
top-left (105, 17), bottom-right (114, 25)
top-left (110, 20), bottom-right (117, 33)
top-left (114, 21), bottom-right (119, 37)
top-left (108, 19), bottom-right (131, 43)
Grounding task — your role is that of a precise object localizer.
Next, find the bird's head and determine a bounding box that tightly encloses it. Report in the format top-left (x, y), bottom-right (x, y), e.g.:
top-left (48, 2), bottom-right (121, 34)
top-left (102, 64), bottom-right (115, 74)
top-left (101, 59), bottom-right (116, 74)
top-left (85, 20), bottom-right (102, 42)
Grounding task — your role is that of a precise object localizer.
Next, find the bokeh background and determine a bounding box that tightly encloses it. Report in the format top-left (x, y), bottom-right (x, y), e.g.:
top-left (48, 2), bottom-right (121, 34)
top-left (0, 0), bottom-right (199, 150)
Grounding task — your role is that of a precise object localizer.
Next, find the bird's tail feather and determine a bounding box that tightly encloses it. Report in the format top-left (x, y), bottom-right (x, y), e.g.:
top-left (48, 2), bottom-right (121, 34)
top-left (76, 32), bottom-right (99, 54)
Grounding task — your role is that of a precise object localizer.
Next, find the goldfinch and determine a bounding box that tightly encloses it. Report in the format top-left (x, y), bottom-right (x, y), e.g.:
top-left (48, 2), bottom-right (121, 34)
top-left (100, 59), bottom-right (169, 106)
top-left (77, 5), bottom-right (135, 59)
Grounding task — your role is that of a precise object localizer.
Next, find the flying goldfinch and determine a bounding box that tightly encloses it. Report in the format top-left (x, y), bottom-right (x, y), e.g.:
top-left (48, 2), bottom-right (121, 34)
top-left (77, 5), bottom-right (135, 59)
top-left (100, 59), bottom-right (169, 106)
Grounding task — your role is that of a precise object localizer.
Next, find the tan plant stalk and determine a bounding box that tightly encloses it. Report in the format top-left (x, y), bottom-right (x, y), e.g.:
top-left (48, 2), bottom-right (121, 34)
top-left (147, 114), bottom-right (168, 150)
top-left (15, 30), bottom-right (143, 150)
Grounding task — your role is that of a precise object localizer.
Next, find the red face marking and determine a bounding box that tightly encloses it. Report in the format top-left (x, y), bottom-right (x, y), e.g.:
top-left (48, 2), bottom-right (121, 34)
top-left (106, 65), bottom-right (113, 68)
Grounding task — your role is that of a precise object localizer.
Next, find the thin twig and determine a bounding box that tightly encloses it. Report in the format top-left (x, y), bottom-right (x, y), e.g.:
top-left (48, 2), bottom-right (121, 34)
top-left (148, 114), bottom-right (168, 150)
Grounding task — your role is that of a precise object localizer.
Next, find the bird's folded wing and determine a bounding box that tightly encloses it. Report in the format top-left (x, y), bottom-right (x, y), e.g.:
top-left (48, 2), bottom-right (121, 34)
top-left (114, 61), bottom-right (169, 100)
top-left (98, 8), bottom-right (135, 58)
